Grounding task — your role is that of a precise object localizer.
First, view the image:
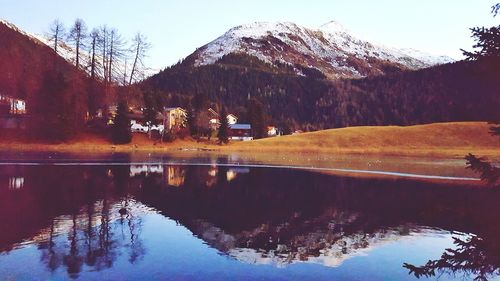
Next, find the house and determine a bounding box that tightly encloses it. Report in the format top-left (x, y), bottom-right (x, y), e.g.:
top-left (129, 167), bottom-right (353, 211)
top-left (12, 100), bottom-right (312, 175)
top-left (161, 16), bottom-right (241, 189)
top-left (267, 126), bottom-right (278, 137)
top-left (208, 108), bottom-right (238, 130)
top-left (163, 107), bottom-right (187, 131)
top-left (227, 114), bottom-right (238, 125)
top-left (229, 124), bottom-right (253, 141)
top-left (0, 94), bottom-right (26, 115)
top-left (0, 94), bottom-right (28, 129)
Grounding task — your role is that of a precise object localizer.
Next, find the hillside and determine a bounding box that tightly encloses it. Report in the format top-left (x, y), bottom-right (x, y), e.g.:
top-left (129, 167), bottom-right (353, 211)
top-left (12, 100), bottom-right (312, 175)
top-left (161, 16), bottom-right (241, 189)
top-left (190, 21), bottom-right (452, 79)
top-left (0, 20), bottom-right (104, 140)
top-left (143, 54), bottom-right (499, 131)
top-left (0, 20), bottom-right (88, 101)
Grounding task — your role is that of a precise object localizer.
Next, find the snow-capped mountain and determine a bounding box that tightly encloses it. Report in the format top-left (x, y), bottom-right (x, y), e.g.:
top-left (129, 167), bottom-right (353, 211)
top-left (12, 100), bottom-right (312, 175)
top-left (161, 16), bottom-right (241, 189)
top-left (192, 21), bottom-right (454, 79)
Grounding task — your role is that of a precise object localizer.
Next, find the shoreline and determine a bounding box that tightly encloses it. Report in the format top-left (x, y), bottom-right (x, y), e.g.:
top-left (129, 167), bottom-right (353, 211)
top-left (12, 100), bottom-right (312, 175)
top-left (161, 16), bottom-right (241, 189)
top-left (1, 142), bottom-right (498, 159)
top-left (1, 121), bottom-right (499, 159)
top-left (0, 121), bottom-right (497, 185)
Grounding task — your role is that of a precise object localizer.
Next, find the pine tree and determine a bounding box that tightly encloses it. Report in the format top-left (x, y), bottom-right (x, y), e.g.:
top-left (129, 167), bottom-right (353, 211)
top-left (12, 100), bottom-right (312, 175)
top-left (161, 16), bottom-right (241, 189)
top-left (143, 91), bottom-right (158, 138)
top-left (217, 106), bottom-right (229, 144)
top-left (462, 3), bottom-right (500, 187)
top-left (461, 26), bottom-right (500, 61)
top-left (31, 69), bottom-right (79, 142)
top-left (186, 105), bottom-right (198, 138)
top-left (112, 101), bottom-right (132, 144)
top-left (247, 99), bottom-right (267, 139)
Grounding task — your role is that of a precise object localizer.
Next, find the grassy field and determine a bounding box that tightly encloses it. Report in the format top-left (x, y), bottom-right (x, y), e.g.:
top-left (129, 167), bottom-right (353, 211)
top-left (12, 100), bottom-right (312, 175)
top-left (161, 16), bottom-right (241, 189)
top-left (227, 122), bottom-right (500, 158)
top-left (1, 122), bottom-right (499, 159)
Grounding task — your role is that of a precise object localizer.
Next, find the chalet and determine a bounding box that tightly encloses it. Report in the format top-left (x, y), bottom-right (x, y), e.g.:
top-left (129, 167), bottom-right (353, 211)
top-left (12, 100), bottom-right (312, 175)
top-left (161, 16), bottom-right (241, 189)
top-left (227, 114), bottom-right (238, 125)
top-left (267, 126), bottom-right (278, 137)
top-left (0, 94), bottom-right (27, 129)
top-left (0, 95), bottom-right (26, 115)
top-left (126, 106), bottom-right (186, 134)
top-left (229, 123), bottom-right (253, 141)
top-left (208, 108), bottom-right (238, 130)
top-left (163, 107), bottom-right (187, 131)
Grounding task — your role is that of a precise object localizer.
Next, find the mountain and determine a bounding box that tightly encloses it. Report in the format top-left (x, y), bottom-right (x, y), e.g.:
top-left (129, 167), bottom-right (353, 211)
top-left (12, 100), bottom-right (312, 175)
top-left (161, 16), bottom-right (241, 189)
top-left (188, 21), bottom-right (453, 79)
top-left (141, 22), bottom-right (497, 131)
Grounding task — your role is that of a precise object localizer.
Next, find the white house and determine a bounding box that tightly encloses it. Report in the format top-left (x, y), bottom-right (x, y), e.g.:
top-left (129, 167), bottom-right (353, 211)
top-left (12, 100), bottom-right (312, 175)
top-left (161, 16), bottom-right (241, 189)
top-left (0, 94), bottom-right (26, 115)
top-left (208, 108), bottom-right (238, 129)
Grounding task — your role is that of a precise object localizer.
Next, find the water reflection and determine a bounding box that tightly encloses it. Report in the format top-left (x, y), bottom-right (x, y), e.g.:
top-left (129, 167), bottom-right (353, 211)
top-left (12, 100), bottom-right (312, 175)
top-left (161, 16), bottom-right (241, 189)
top-left (8, 176), bottom-right (24, 189)
top-left (0, 162), bottom-right (499, 280)
top-left (404, 233), bottom-right (500, 281)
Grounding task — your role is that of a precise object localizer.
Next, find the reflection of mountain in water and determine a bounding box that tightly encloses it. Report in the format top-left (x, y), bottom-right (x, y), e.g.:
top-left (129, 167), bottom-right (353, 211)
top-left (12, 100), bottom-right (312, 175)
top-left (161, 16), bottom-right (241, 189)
top-left (189, 216), bottom-right (438, 268)
top-left (1, 162), bottom-right (500, 280)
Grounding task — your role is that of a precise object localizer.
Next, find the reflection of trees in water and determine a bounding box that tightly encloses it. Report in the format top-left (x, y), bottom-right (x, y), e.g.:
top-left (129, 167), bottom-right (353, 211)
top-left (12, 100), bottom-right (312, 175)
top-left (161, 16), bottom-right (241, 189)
top-left (37, 199), bottom-right (146, 278)
top-left (404, 233), bottom-right (500, 281)
top-left (119, 195), bottom-right (145, 264)
top-left (29, 163), bottom-right (145, 278)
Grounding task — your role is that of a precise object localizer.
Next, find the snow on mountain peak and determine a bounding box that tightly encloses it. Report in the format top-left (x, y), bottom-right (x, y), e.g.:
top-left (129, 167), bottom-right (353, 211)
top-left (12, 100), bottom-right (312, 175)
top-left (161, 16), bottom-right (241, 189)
top-left (193, 20), bottom-right (454, 79)
top-left (319, 20), bottom-right (350, 34)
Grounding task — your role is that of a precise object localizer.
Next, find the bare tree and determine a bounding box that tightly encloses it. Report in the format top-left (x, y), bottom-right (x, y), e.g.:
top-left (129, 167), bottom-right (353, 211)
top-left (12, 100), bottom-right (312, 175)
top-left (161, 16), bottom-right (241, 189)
top-left (98, 25), bottom-right (109, 82)
top-left (107, 28), bottom-right (126, 84)
top-left (48, 19), bottom-right (65, 54)
top-left (129, 33), bottom-right (151, 85)
top-left (68, 19), bottom-right (88, 69)
top-left (89, 28), bottom-right (99, 79)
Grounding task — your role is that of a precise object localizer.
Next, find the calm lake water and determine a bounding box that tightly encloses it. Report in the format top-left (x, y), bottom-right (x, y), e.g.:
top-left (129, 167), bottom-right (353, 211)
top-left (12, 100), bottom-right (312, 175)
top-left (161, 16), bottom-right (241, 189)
top-left (0, 152), bottom-right (499, 280)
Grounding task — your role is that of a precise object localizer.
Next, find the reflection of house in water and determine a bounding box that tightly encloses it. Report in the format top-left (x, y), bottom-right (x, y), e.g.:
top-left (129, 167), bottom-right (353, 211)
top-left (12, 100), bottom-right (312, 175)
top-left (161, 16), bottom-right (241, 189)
top-left (164, 166), bottom-right (186, 187)
top-left (129, 165), bottom-right (164, 177)
top-left (226, 167), bottom-right (250, 182)
top-left (204, 165), bottom-right (251, 186)
top-left (8, 177), bottom-right (24, 190)
top-left (206, 166), bottom-right (218, 187)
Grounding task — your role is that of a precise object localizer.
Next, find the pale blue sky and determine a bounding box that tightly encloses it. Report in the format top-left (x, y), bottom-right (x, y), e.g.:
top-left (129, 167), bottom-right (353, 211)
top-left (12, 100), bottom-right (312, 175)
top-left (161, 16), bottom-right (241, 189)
top-left (1, 0), bottom-right (498, 70)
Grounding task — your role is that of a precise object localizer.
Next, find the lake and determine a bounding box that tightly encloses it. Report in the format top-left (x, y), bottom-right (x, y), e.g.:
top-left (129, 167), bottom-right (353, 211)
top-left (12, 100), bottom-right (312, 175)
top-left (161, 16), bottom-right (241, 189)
top-left (0, 152), bottom-right (499, 280)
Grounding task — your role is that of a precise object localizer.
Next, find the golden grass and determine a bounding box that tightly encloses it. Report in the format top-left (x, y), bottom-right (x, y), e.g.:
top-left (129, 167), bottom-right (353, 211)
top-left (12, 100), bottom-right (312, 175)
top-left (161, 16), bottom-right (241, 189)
top-left (225, 122), bottom-right (500, 158)
top-left (0, 122), bottom-right (498, 159)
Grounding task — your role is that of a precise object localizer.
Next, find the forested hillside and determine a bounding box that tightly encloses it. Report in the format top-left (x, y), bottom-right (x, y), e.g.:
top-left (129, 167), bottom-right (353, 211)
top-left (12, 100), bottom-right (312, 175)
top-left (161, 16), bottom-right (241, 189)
top-left (142, 54), bottom-right (499, 131)
top-left (0, 21), bottom-right (100, 140)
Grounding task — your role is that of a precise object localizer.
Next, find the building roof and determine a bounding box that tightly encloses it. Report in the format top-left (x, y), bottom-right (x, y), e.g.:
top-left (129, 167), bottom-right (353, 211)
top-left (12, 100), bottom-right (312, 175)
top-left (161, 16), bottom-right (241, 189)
top-left (230, 124), bottom-right (251, 130)
top-left (164, 107), bottom-right (186, 112)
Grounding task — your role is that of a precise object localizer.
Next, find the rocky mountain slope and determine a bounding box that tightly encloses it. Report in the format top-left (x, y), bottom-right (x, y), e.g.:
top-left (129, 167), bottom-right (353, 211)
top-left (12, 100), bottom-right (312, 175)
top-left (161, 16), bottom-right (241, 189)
top-left (190, 21), bottom-right (454, 79)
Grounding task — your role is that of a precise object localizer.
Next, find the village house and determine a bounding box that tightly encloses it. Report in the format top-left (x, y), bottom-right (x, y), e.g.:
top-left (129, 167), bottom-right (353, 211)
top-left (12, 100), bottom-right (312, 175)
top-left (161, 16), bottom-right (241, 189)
top-left (0, 94), bottom-right (27, 129)
top-left (267, 126), bottom-right (278, 137)
top-left (208, 108), bottom-right (238, 130)
top-left (163, 107), bottom-right (187, 131)
top-left (229, 123), bottom-right (253, 141)
top-left (127, 106), bottom-right (187, 134)
top-left (0, 94), bottom-right (26, 115)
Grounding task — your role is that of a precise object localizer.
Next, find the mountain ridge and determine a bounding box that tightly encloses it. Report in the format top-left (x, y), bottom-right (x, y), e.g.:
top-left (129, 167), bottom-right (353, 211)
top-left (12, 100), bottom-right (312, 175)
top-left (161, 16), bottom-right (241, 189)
top-left (190, 21), bottom-right (454, 79)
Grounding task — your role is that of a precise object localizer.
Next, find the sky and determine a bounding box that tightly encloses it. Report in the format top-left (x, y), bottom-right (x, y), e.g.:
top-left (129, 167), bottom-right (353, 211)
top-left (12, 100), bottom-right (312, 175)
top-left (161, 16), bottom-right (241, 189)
top-left (1, 0), bottom-right (498, 70)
